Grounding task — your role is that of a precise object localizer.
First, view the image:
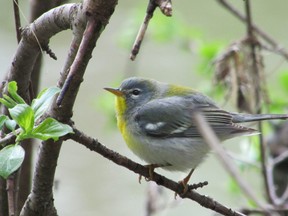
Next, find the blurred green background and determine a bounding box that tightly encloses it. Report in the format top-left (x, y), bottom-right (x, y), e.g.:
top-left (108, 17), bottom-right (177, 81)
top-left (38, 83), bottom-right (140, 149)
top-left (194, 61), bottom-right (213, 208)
top-left (1, 0), bottom-right (288, 215)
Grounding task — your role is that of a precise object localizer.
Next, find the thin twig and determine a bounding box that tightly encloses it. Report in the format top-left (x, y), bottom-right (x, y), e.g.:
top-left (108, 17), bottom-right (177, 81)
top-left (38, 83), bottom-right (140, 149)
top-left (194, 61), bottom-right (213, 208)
top-left (216, 0), bottom-right (288, 61)
top-left (146, 182), bottom-right (161, 216)
top-left (273, 150), bottom-right (288, 165)
top-left (145, 182), bottom-right (180, 216)
top-left (13, 0), bottom-right (22, 43)
top-left (244, 0), bottom-right (259, 104)
top-left (130, 2), bottom-right (157, 61)
top-left (188, 181), bottom-right (208, 190)
top-left (130, 0), bottom-right (172, 60)
top-left (244, 0), bottom-right (275, 205)
top-left (272, 150), bottom-right (288, 204)
top-left (266, 157), bottom-right (282, 205)
top-left (0, 132), bottom-right (18, 146)
top-left (6, 2), bottom-right (22, 215)
top-left (41, 44), bottom-right (57, 60)
top-left (56, 17), bottom-right (100, 107)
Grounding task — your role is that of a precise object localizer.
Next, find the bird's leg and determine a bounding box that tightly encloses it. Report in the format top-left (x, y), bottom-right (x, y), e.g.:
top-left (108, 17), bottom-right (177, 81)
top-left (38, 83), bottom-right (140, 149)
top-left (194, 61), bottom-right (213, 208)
top-left (180, 168), bottom-right (194, 189)
top-left (175, 169), bottom-right (195, 198)
top-left (138, 164), bottom-right (167, 183)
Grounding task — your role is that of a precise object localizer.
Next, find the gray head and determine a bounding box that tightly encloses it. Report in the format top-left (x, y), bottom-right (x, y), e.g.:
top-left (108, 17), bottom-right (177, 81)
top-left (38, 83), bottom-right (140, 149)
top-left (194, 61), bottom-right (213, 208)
top-left (104, 77), bottom-right (162, 113)
top-left (119, 77), bottom-right (160, 109)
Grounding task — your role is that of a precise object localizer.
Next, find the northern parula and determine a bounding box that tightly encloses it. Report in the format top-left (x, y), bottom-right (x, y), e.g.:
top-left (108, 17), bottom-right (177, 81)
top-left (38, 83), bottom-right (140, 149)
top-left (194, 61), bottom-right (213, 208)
top-left (105, 77), bottom-right (288, 185)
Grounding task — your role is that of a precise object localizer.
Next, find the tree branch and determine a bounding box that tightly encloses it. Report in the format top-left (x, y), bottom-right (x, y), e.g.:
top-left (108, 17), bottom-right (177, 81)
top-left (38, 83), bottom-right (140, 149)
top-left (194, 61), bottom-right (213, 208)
top-left (70, 127), bottom-right (245, 216)
top-left (6, 173), bottom-right (16, 216)
top-left (15, 2), bottom-right (68, 213)
top-left (7, 3), bottom-right (83, 101)
top-left (19, 1), bottom-right (118, 215)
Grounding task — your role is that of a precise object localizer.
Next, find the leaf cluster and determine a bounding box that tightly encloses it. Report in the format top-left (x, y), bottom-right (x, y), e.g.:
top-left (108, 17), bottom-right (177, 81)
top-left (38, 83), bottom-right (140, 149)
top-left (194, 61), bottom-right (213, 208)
top-left (0, 82), bottom-right (73, 179)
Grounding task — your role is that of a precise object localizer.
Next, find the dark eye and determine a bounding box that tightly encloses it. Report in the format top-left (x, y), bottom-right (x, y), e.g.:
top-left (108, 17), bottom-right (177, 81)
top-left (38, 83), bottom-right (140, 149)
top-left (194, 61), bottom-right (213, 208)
top-left (132, 89), bottom-right (140, 96)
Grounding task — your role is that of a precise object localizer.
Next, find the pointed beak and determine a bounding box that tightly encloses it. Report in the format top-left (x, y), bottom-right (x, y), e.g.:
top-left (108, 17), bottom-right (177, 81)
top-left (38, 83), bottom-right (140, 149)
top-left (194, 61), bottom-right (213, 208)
top-left (104, 87), bottom-right (124, 97)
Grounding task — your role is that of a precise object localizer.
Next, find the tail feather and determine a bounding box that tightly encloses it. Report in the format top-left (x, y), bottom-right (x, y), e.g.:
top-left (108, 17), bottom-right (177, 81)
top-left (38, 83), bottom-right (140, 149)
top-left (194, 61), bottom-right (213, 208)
top-left (214, 123), bottom-right (259, 140)
top-left (231, 113), bottom-right (288, 123)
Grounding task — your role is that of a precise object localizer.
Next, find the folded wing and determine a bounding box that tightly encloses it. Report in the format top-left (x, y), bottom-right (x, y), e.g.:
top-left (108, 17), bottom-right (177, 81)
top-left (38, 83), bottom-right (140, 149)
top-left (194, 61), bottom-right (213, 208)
top-left (135, 96), bottom-right (257, 140)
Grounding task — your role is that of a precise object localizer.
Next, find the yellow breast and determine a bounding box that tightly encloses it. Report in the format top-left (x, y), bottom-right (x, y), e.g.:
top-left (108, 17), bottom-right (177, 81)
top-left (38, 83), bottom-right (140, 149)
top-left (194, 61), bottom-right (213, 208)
top-left (115, 96), bottom-right (139, 151)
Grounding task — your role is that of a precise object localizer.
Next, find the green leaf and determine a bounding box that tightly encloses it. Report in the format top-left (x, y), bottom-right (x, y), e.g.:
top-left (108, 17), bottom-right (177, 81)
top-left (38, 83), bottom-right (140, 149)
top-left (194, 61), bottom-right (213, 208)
top-left (0, 115), bottom-right (8, 130)
top-left (9, 104), bottom-right (34, 132)
top-left (31, 87), bottom-right (60, 120)
top-left (5, 119), bottom-right (17, 131)
top-left (0, 145), bottom-right (25, 179)
top-left (0, 96), bottom-right (15, 109)
top-left (7, 81), bottom-right (26, 104)
top-left (32, 118), bottom-right (73, 141)
top-left (3, 95), bottom-right (17, 107)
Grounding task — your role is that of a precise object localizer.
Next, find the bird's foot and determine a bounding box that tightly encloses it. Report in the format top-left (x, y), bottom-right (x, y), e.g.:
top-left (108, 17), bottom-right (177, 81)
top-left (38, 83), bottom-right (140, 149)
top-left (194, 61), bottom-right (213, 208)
top-left (138, 164), bottom-right (169, 184)
top-left (138, 164), bottom-right (158, 183)
top-left (174, 169), bottom-right (194, 198)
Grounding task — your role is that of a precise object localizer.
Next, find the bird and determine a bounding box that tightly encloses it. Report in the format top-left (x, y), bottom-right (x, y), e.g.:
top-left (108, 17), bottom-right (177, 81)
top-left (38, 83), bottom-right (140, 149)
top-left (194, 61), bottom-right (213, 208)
top-left (104, 77), bottom-right (288, 191)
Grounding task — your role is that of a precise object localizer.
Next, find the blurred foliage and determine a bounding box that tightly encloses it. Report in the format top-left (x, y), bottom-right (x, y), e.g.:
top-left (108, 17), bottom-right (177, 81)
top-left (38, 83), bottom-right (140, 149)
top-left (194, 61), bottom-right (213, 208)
top-left (94, 78), bottom-right (123, 130)
top-left (279, 69), bottom-right (288, 92)
top-left (117, 6), bottom-right (203, 49)
top-left (268, 69), bottom-right (288, 114)
top-left (197, 41), bottom-right (224, 75)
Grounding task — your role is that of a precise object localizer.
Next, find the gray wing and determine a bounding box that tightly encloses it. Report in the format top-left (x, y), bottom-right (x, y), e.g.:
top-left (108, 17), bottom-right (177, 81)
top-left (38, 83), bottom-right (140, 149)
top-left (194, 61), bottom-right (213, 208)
top-left (135, 95), bottom-right (257, 139)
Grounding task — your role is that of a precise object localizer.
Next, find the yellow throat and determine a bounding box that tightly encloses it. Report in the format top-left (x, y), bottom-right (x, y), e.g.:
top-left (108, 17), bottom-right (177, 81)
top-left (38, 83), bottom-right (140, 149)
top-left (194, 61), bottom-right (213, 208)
top-left (114, 96), bottom-right (139, 151)
top-left (115, 96), bottom-right (126, 134)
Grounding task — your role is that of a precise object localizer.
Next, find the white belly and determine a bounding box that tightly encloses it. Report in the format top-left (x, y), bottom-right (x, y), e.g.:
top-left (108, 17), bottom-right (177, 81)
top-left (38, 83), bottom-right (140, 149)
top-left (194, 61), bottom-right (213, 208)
top-left (129, 134), bottom-right (210, 172)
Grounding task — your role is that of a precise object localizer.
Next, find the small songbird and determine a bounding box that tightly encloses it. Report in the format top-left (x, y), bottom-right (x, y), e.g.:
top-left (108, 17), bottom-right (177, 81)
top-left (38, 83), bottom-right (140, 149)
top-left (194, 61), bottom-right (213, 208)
top-left (105, 77), bottom-right (288, 188)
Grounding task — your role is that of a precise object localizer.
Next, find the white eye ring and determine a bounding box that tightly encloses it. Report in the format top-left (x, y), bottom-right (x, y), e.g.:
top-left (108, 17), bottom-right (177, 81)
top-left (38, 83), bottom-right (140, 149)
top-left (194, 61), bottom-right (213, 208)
top-left (131, 89), bottom-right (140, 96)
